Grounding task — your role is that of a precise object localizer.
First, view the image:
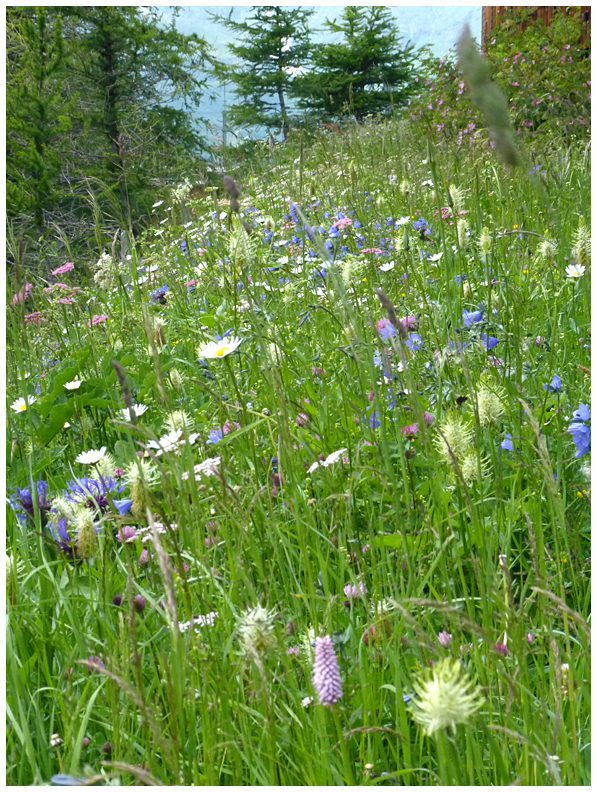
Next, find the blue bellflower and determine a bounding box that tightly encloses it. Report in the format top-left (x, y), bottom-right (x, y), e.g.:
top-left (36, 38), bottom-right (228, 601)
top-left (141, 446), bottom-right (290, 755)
top-left (501, 433), bottom-right (514, 451)
top-left (568, 422), bottom-right (591, 458)
top-left (568, 402), bottom-right (591, 458)
top-left (543, 374), bottom-right (562, 393)
top-left (462, 309), bottom-right (483, 326)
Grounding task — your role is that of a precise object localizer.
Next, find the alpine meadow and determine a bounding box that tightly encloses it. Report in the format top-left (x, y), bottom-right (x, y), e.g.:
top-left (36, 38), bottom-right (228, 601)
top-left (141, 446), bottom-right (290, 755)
top-left (6, 5), bottom-right (591, 787)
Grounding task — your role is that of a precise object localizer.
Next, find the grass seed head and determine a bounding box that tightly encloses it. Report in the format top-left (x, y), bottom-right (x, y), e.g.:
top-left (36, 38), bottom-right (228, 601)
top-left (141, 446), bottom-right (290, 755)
top-left (409, 657), bottom-right (484, 736)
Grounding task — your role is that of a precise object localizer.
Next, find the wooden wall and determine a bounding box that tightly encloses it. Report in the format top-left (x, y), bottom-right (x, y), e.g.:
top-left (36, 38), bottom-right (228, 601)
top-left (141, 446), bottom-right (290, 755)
top-left (481, 6), bottom-right (591, 46)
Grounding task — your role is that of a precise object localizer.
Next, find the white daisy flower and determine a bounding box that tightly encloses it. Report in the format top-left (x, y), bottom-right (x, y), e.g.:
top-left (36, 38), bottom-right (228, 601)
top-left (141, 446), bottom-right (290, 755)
top-left (10, 395), bottom-right (37, 412)
top-left (64, 380), bottom-right (83, 390)
top-left (76, 447), bottom-right (107, 465)
top-left (379, 261), bottom-right (395, 272)
top-left (565, 262), bottom-right (586, 278)
top-left (427, 252), bottom-right (443, 263)
top-left (147, 430), bottom-right (199, 456)
top-left (395, 216), bottom-right (410, 226)
top-left (197, 337), bottom-right (243, 359)
top-left (120, 404), bottom-right (149, 420)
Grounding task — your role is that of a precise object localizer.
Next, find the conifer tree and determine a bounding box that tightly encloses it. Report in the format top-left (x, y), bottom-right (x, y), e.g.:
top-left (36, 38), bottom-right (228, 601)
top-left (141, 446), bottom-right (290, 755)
top-left (291, 6), bottom-right (420, 122)
top-left (7, 8), bottom-right (73, 247)
top-left (210, 6), bottom-right (313, 141)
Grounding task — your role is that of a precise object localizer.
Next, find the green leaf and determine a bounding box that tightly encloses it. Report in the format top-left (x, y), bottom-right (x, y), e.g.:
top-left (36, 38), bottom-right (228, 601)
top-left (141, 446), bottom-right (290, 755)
top-left (37, 402), bottom-right (76, 445)
top-left (376, 533), bottom-right (402, 548)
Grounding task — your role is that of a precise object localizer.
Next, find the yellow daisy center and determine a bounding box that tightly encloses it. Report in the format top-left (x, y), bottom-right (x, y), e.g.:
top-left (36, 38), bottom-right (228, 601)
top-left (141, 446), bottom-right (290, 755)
top-left (216, 347), bottom-right (229, 357)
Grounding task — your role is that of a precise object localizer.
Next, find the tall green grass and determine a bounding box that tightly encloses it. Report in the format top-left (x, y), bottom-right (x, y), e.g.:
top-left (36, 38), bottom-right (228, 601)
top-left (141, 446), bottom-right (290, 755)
top-left (7, 119), bottom-right (590, 785)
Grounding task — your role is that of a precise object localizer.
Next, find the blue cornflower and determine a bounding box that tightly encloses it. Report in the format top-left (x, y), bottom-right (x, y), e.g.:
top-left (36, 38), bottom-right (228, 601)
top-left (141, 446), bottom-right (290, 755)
top-left (10, 478), bottom-right (52, 526)
top-left (412, 217), bottom-right (428, 233)
top-left (50, 516), bottom-right (77, 559)
top-left (543, 374), bottom-right (562, 393)
top-left (150, 284), bottom-right (169, 304)
top-left (568, 422), bottom-right (591, 458)
top-left (462, 309), bottom-right (483, 326)
top-left (501, 433), bottom-right (514, 451)
top-left (454, 274), bottom-right (466, 285)
top-left (66, 476), bottom-right (131, 515)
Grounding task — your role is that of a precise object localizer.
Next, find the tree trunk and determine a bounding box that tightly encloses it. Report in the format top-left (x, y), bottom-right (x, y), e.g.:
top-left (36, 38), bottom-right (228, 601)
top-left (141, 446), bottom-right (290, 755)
top-left (277, 83), bottom-right (289, 142)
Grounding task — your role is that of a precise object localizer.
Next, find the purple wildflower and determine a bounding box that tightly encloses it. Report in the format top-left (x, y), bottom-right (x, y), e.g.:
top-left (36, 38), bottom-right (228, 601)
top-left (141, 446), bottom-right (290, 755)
top-left (313, 635), bottom-right (343, 705)
top-left (479, 334), bottom-right (499, 350)
top-left (462, 309), bottom-right (483, 326)
top-left (405, 333), bottom-right (422, 351)
top-left (150, 284), bottom-right (169, 304)
top-left (86, 655), bottom-right (105, 673)
top-left (543, 374), bottom-right (562, 392)
top-left (66, 475), bottom-right (132, 515)
top-left (501, 433), bottom-right (514, 451)
top-left (400, 423), bottom-right (419, 437)
top-left (116, 525), bottom-right (138, 543)
top-left (568, 422), bottom-right (591, 458)
top-left (495, 642), bottom-right (508, 656)
top-left (438, 630), bottom-right (452, 647)
top-left (573, 403), bottom-right (590, 422)
top-left (11, 478), bottom-right (52, 526)
top-left (207, 428), bottom-right (224, 445)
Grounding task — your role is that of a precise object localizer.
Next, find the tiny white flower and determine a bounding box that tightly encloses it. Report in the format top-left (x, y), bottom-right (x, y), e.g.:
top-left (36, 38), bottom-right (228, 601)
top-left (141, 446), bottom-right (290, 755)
top-left (427, 252), bottom-right (443, 263)
top-left (152, 200), bottom-right (164, 208)
top-left (421, 179), bottom-right (434, 188)
top-left (321, 448), bottom-right (348, 467)
top-left (120, 404), bottom-right (149, 420)
top-left (76, 447), bottom-right (107, 465)
top-left (64, 380), bottom-right (83, 390)
top-left (379, 261), bottom-right (395, 272)
top-left (197, 336), bottom-right (243, 359)
top-left (395, 216), bottom-right (410, 226)
top-left (147, 430), bottom-right (199, 456)
top-left (565, 262), bottom-right (586, 278)
top-left (307, 461), bottom-right (320, 474)
top-left (301, 696), bottom-right (314, 708)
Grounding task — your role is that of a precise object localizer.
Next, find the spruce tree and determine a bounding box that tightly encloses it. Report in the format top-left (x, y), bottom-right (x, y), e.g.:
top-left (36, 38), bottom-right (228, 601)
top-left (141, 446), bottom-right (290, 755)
top-left (210, 6), bottom-right (313, 141)
top-left (291, 6), bottom-right (420, 122)
top-left (7, 8), bottom-right (73, 253)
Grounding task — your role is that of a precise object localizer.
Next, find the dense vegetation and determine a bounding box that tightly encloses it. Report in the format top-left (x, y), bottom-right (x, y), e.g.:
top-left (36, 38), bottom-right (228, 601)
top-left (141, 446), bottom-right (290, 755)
top-left (6, 6), bottom-right (591, 788)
